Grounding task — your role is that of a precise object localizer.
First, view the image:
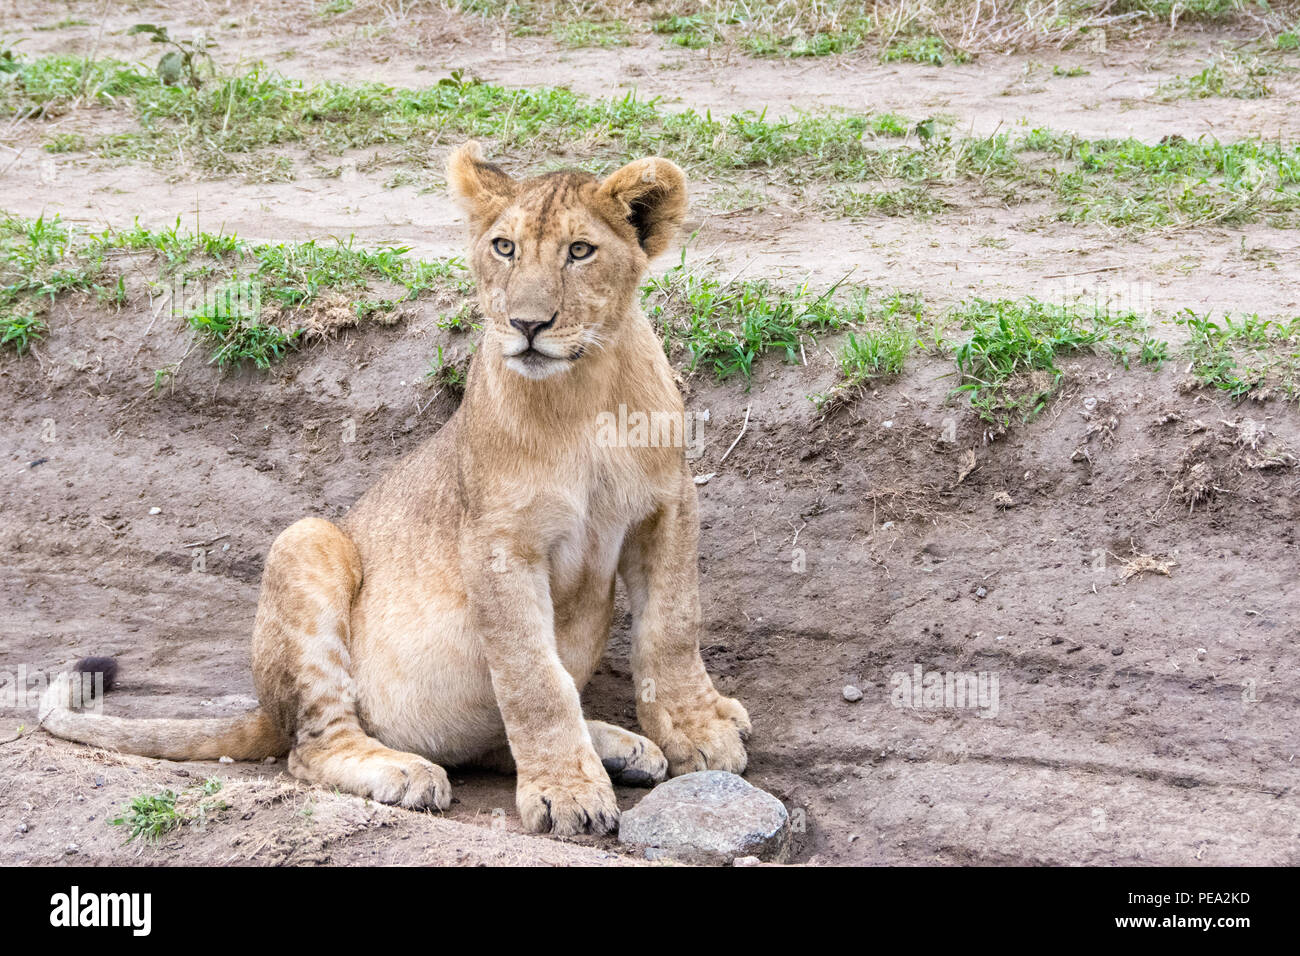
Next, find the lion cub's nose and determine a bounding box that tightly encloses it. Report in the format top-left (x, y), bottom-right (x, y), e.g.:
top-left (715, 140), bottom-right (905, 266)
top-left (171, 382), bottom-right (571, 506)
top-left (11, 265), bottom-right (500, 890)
top-left (509, 316), bottom-right (555, 342)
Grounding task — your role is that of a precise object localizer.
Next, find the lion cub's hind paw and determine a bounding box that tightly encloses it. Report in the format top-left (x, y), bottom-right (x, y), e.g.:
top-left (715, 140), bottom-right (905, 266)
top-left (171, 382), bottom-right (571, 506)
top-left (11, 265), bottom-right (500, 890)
top-left (362, 752), bottom-right (453, 811)
top-left (589, 721), bottom-right (669, 787)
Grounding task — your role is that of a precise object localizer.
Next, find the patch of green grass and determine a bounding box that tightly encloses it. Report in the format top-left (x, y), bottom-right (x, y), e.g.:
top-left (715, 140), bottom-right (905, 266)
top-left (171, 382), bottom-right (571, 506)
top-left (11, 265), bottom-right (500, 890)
top-left (653, 15), bottom-right (722, 49)
top-left (882, 35), bottom-right (968, 66)
top-left (111, 778), bottom-right (227, 843)
top-left (870, 112), bottom-right (911, 137)
top-left (426, 342), bottom-right (473, 392)
top-left (1278, 27), bottom-right (1299, 49)
top-left (1115, 0), bottom-right (1255, 19)
top-left (554, 19), bottom-right (631, 48)
top-left (1179, 309), bottom-right (1300, 399)
top-left (948, 297), bottom-right (1151, 426)
top-left (36, 17), bottom-right (90, 31)
top-left (1157, 53), bottom-right (1274, 100)
top-left (0, 211), bottom-right (470, 368)
top-left (831, 184), bottom-right (946, 218)
top-left (1024, 130), bottom-right (1300, 228)
top-left (0, 311), bottom-right (47, 354)
top-left (815, 292), bottom-right (924, 406)
top-left (0, 213), bottom-right (116, 354)
top-left (643, 259), bottom-right (864, 382)
top-left (1140, 337), bottom-right (1170, 366)
top-left (6, 53), bottom-right (1296, 232)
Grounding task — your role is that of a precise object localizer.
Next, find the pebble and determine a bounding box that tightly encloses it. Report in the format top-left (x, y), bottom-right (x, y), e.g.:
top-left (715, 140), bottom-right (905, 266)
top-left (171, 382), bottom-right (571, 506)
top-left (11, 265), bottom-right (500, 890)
top-left (148, 507), bottom-right (162, 515)
top-left (842, 685), bottom-right (863, 702)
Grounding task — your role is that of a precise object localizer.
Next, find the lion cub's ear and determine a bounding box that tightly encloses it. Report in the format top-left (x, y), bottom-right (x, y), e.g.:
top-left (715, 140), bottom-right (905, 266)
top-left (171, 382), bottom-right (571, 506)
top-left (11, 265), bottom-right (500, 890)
top-left (446, 141), bottom-right (518, 234)
top-left (596, 157), bottom-right (687, 260)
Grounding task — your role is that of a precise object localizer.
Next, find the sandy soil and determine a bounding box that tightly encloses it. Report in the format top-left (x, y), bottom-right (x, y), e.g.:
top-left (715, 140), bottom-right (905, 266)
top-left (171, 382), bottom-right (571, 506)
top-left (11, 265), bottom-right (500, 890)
top-left (1, 0), bottom-right (1298, 865)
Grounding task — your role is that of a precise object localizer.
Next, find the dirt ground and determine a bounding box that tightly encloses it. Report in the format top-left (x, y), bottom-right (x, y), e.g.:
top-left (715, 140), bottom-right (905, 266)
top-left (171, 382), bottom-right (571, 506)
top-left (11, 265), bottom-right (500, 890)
top-left (1, 1), bottom-right (1298, 866)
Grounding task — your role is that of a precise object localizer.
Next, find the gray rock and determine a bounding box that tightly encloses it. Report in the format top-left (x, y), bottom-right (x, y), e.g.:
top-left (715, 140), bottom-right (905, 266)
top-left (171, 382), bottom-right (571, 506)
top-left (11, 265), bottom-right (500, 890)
top-left (619, 771), bottom-right (790, 864)
top-left (842, 684), bottom-right (863, 702)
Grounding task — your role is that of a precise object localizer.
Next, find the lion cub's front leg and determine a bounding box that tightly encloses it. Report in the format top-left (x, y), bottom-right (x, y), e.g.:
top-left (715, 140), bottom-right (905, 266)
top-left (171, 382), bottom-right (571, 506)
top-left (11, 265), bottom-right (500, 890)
top-left (463, 534), bottom-right (618, 836)
top-left (619, 476), bottom-right (751, 776)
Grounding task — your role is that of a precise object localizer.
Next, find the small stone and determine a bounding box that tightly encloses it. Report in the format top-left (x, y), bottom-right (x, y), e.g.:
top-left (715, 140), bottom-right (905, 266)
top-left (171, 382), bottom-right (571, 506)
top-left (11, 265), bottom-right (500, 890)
top-left (64, 843), bottom-right (78, 855)
top-left (733, 856), bottom-right (761, 867)
top-left (975, 586), bottom-right (988, 599)
top-left (15, 822), bottom-right (27, 833)
top-left (1111, 646), bottom-right (1124, 656)
top-left (619, 771), bottom-right (790, 865)
top-left (842, 685), bottom-right (863, 703)
top-left (218, 755), bottom-right (234, 764)
top-left (148, 507), bottom-right (162, 515)
top-left (262, 756), bottom-right (276, 764)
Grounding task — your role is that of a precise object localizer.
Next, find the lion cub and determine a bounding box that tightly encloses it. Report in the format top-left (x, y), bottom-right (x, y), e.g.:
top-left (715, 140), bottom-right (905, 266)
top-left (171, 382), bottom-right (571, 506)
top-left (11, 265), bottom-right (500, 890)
top-left (42, 142), bottom-right (750, 835)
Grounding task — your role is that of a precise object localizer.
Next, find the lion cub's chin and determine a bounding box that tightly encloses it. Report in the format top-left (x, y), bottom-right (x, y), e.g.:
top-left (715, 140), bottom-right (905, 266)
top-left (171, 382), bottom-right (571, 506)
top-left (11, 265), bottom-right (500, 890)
top-left (504, 352), bottom-right (572, 381)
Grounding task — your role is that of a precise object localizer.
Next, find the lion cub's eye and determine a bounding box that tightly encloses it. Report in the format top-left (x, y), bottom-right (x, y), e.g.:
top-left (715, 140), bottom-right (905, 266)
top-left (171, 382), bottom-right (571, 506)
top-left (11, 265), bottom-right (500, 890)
top-left (568, 241), bottom-right (595, 261)
top-left (492, 238), bottom-right (515, 258)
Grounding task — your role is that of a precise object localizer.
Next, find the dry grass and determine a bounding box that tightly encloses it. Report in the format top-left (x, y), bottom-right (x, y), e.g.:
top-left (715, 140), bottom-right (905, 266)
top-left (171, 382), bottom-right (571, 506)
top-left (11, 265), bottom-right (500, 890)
top-left (421, 0), bottom-right (1300, 55)
top-left (1119, 550), bottom-right (1176, 580)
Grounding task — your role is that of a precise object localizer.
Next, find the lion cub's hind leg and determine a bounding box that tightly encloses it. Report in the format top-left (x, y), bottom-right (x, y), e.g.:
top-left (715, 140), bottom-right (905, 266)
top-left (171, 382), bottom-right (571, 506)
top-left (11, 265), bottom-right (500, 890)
top-left (252, 518), bottom-right (451, 811)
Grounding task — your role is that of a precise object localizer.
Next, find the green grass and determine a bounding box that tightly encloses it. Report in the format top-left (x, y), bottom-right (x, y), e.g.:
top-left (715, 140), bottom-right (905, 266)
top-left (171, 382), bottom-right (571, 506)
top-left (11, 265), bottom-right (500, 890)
top-left (1022, 129), bottom-right (1300, 228)
top-left (0, 212), bottom-right (469, 368)
top-left (948, 297), bottom-right (1154, 426)
top-left (110, 778), bottom-right (227, 843)
top-left (1, 213), bottom-right (114, 355)
top-left (831, 184), bottom-right (947, 218)
top-left (643, 258), bottom-right (867, 381)
top-left (6, 52), bottom-right (1297, 229)
top-left (426, 342), bottom-right (474, 392)
top-left (1115, 0), bottom-right (1258, 18)
top-left (553, 19), bottom-right (631, 48)
top-left (454, 0), bottom-right (1274, 60)
top-left (1157, 53), bottom-right (1275, 100)
top-left (882, 35), bottom-right (968, 66)
top-left (810, 292), bottom-right (923, 407)
top-left (1179, 309), bottom-right (1300, 399)
top-left (0, 311), bottom-right (47, 354)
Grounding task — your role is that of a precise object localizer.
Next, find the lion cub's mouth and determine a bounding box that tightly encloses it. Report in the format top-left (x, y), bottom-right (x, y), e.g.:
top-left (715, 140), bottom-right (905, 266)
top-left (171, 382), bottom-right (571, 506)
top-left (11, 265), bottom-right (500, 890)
top-left (505, 346), bottom-right (575, 380)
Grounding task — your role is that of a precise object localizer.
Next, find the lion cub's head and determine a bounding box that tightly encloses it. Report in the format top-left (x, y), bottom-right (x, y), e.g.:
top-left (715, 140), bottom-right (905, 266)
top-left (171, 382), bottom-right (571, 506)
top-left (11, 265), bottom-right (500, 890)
top-left (447, 142), bottom-right (686, 381)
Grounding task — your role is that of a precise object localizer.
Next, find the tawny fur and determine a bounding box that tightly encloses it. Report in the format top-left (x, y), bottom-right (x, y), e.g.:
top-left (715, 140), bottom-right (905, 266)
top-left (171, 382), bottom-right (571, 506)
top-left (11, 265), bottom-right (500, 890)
top-left (40, 142), bottom-right (750, 836)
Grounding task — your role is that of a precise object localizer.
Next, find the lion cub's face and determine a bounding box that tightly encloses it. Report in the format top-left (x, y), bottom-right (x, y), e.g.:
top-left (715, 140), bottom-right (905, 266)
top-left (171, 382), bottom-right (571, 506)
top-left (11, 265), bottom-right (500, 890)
top-left (447, 143), bottom-right (687, 381)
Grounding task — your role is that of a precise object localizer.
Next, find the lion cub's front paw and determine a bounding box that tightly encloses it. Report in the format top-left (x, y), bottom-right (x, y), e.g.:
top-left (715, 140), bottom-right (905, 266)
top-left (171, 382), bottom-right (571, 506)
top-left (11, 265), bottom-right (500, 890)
top-left (647, 695), bottom-right (751, 777)
top-left (517, 773), bottom-right (619, 836)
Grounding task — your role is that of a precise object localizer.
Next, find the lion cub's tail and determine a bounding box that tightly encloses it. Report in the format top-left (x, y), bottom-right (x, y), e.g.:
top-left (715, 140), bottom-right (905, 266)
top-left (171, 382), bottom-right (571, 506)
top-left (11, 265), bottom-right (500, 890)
top-left (39, 657), bottom-right (290, 761)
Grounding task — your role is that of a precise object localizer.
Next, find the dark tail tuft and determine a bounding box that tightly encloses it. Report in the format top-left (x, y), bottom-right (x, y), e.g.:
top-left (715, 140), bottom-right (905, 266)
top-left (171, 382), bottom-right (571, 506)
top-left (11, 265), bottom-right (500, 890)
top-left (73, 657), bottom-right (119, 695)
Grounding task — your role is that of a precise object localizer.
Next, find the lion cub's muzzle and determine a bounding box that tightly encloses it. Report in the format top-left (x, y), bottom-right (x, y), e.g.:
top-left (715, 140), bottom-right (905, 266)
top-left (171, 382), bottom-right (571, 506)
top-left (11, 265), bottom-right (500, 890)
top-left (507, 314), bottom-right (557, 356)
top-left (502, 311), bottom-right (586, 379)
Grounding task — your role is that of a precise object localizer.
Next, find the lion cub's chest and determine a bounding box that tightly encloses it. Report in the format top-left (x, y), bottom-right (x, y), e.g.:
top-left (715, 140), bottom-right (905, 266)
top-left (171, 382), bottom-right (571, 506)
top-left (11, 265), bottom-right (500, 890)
top-left (546, 443), bottom-right (659, 603)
